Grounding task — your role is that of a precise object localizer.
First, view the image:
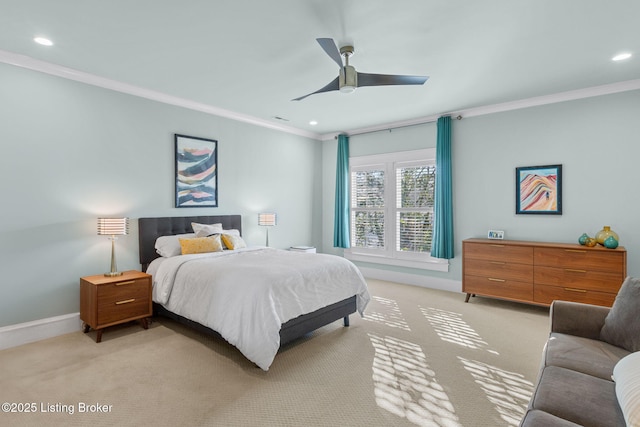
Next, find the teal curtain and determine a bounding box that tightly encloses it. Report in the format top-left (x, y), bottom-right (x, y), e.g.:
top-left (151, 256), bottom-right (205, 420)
top-left (333, 134), bottom-right (350, 248)
top-left (431, 116), bottom-right (454, 259)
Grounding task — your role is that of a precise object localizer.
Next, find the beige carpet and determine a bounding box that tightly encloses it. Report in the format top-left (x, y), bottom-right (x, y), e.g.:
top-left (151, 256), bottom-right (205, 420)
top-left (0, 279), bottom-right (550, 427)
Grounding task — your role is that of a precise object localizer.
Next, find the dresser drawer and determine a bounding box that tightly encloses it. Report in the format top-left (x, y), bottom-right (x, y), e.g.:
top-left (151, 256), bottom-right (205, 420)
top-left (464, 275), bottom-right (533, 302)
top-left (534, 247), bottom-right (625, 271)
top-left (465, 258), bottom-right (533, 282)
top-left (534, 266), bottom-right (624, 293)
top-left (464, 242), bottom-right (533, 264)
top-left (534, 284), bottom-right (617, 307)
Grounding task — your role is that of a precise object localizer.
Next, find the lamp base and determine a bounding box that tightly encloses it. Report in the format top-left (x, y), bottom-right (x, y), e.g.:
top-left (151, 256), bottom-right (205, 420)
top-left (104, 271), bottom-right (123, 277)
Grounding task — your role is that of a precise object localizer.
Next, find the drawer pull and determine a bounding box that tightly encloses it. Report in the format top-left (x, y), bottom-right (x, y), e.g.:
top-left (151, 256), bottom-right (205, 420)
top-left (565, 249), bottom-right (586, 253)
top-left (565, 269), bottom-right (587, 273)
top-left (490, 261), bottom-right (506, 265)
top-left (115, 298), bottom-right (136, 305)
top-left (489, 244), bottom-right (505, 248)
top-left (115, 280), bottom-right (136, 286)
top-left (563, 288), bottom-right (587, 293)
top-left (488, 278), bottom-right (506, 282)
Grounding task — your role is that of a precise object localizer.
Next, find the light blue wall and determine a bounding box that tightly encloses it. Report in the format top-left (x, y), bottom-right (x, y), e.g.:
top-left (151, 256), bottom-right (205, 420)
top-left (0, 63), bottom-right (321, 327)
top-left (321, 90), bottom-right (640, 287)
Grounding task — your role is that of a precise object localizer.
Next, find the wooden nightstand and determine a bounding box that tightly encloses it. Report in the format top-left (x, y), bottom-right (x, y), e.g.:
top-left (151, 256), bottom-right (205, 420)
top-left (80, 270), bottom-right (152, 343)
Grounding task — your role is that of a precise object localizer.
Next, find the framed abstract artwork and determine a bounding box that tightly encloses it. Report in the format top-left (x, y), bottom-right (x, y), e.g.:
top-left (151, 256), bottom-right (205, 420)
top-left (515, 164), bottom-right (562, 215)
top-left (175, 134), bottom-right (218, 208)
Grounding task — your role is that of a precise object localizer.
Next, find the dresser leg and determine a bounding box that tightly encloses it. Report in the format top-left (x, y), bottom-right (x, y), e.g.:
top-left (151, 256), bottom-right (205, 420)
top-left (82, 322), bottom-right (90, 333)
top-left (465, 293), bottom-right (475, 303)
top-left (140, 318), bottom-right (149, 330)
top-left (96, 329), bottom-right (103, 343)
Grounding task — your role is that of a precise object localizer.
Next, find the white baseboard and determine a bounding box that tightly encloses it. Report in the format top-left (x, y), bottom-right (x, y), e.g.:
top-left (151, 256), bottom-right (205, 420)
top-left (358, 266), bottom-right (462, 293)
top-left (0, 313), bottom-right (82, 351)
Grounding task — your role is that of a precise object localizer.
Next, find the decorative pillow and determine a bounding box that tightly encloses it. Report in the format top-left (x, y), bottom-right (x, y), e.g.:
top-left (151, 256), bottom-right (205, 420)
top-left (155, 233), bottom-right (195, 257)
top-left (221, 233), bottom-right (246, 250)
top-left (179, 235), bottom-right (223, 255)
top-left (223, 229), bottom-right (240, 237)
top-left (191, 222), bottom-right (223, 237)
top-left (613, 351), bottom-right (640, 427)
top-left (600, 277), bottom-right (640, 352)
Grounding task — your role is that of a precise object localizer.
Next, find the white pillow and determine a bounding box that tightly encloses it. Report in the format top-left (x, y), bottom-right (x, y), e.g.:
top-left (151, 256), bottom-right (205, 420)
top-left (613, 351), bottom-right (640, 427)
top-left (191, 222), bottom-right (223, 237)
top-left (155, 233), bottom-right (195, 257)
top-left (222, 229), bottom-right (240, 237)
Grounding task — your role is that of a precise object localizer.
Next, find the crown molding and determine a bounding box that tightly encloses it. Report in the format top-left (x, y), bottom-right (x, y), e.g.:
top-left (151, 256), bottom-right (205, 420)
top-left (2, 49), bottom-right (638, 142)
top-left (0, 49), bottom-right (322, 141)
top-left (320, 79), bottom-right (640, 140)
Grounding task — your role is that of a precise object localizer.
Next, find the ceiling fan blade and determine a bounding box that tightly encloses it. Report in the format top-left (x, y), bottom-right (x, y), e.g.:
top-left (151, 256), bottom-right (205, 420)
top-left (357, 73), bottom-right (429, 87)
top-left (292, 77), bottom-right (340, 101)
top-left (316, 38), bottom-right (343, 68)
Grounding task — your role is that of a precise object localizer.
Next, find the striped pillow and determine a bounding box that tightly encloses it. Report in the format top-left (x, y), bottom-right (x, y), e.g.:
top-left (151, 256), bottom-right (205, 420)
top-left (613, 351), bottom-right (640, 427)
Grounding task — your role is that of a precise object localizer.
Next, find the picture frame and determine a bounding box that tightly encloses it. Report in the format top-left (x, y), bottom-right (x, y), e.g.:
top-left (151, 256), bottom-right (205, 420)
top-left (175, 134), bottom-right (218, 208)
top-left (515, 164), bottom-right (562, 215)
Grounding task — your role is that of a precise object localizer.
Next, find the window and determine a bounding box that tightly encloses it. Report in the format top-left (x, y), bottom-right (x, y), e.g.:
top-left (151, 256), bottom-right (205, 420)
top-left (346, 149), bottom-right (447, 271)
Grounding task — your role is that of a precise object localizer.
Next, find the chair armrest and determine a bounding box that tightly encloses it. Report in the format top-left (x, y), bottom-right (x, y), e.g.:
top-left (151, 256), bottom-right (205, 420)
top-left (550, 300), bottom-right (610, 340)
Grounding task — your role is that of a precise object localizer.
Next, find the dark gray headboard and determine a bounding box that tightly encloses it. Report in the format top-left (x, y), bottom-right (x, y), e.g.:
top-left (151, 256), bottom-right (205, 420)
top-left (138, 215), bottom-right (242, 269)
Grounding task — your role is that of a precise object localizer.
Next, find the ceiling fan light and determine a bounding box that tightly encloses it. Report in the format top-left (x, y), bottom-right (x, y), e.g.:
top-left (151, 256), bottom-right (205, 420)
top-left (339, 85), bottom-right (356, 94)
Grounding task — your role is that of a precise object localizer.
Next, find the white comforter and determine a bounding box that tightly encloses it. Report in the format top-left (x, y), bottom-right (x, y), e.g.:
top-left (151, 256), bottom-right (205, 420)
top-left (150, 247), bottom-right (370, 370)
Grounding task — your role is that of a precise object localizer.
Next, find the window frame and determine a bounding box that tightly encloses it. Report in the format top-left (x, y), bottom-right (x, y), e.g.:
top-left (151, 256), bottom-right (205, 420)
top-left (345, 149), bottom-right (448, 272)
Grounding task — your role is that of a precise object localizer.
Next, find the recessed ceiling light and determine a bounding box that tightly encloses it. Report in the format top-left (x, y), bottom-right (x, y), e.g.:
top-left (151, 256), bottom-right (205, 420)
top-left (34, 37), bottom-right (52, 45)
top-left (309, 120), bottom-right (318, 126)
top-left (612, 52), bottom-right (632, 61)
top-left (34, 37), bottom-right (53, 46)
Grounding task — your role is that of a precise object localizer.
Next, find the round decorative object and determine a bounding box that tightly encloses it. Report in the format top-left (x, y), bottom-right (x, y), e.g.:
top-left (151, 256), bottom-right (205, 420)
top-left (578, 233), bottom-right (590, 245)
top-left (595, 226), bottom-right (619, 246)
top-left (604, 236), bottom-right (619, 249)
top-left (585, 238), bottom-right (597, 247)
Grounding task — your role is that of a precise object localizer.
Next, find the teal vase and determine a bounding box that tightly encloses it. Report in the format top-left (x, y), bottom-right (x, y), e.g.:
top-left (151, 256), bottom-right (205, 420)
top-left (603, 236), bottom-right (619, 249)
top-left (578, 233), bottom-right (589, 245)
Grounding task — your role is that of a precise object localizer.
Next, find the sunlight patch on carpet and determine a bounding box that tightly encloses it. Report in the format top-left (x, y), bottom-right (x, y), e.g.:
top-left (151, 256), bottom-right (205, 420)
top-left (369, 333), bottom-right (461, 427)
top-left (420, 306), bottom-right (498, 354)
top-left (458, 357), bottom-right (534, 426)
top-left (363, 296), bottom-right (411, 331)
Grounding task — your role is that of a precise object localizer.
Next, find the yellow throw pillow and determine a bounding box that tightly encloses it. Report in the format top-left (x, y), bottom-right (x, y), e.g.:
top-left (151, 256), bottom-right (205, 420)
top-left (179, 235), bottom-right (223, 254)
top-left (221, 234), bottom-right (247, 250)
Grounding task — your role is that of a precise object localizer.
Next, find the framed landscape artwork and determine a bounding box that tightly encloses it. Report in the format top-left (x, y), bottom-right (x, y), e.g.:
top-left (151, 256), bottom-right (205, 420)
top-left (175, 134), bottom-right (218, 208)
top-left (515, 164), bottom-right (562, 215)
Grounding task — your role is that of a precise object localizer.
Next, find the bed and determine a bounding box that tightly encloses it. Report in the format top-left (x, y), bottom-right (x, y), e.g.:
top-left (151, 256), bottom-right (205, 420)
top-left (138, 215), bottom-right (370, 370)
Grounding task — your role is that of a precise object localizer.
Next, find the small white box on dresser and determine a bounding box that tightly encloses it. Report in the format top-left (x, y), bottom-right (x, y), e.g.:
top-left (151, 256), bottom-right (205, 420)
top-left (289, 246), bottom-right (316, 253)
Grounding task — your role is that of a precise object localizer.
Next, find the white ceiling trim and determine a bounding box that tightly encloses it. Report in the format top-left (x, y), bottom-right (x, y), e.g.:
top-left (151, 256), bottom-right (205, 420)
top-left (0, 49), bottom-right (322, 140)
top-left (2, 49), bottom-right (638, 143)
top-left (321, 79), bottom-right (640, 140)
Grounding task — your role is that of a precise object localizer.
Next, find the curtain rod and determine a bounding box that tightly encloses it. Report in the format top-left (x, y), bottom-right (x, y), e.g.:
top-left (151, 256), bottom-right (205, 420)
top-left (335, 115), bottom-right (462, 139)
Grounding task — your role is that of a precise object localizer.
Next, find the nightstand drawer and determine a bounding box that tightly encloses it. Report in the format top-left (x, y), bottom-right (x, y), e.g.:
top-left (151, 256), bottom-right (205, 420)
top-left (97, 280), bottom-right (150, 325)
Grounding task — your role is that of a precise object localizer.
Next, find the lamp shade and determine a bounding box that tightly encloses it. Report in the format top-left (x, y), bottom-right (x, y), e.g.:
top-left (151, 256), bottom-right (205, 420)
top-left (97, 217), bottom-right (129, 236)
top-left (258, 213), bottom-right (277, 227)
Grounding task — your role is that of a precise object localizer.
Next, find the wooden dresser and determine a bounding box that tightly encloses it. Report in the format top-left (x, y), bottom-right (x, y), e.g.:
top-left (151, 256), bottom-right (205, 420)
top-left (462, 238), bottom-right (627, 307)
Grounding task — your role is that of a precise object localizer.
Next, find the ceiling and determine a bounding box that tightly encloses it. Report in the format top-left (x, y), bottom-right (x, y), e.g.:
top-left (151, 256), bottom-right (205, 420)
top-left (1, 0), bottom-right (639, 139)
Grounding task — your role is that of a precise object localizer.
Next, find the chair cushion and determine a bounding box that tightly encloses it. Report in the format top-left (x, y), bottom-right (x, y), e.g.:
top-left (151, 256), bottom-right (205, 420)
top-left (530, 366), bottom-right (625, 427)
top-left (600, 277), bottom-right (640, 352)
top-left (520, 409), bottom-right (582, 427)
top-left (545, 333), bottom-right (630, 380)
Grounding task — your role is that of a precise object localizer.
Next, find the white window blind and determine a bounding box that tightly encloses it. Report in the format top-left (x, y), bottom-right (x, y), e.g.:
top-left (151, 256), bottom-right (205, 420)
top-left (347, 149), bottom-right (446, 271)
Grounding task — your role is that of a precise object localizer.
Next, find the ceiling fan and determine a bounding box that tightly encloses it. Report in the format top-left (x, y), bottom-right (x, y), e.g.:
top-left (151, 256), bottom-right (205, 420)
top-left (292, 38), bottom-right (429, 101)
